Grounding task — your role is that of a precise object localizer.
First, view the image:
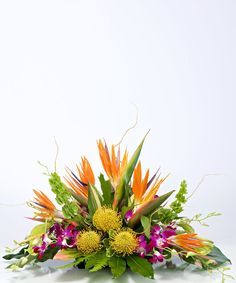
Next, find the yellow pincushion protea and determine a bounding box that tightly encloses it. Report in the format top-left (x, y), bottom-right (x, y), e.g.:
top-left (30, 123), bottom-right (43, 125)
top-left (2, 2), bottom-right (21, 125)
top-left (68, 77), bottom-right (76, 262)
top-left (92, 207), bottom-right (122, 232)
top-left (76, 230), bottom-right (101, 254)
top-left (110, 229), bottom-right (138, 256)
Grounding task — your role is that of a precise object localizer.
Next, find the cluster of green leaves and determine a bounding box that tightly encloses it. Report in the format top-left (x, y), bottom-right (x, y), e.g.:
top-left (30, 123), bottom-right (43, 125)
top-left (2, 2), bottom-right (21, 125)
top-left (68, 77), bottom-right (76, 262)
top-left (152, 180), bottom-right (188, 224)
top-left (182, 245), bottom-right (231, 270)
top-left (49, 172), bottom-right (79, 219)
top-left (3, 222), bottom-right (57, 270)
top-left (58, 249), bottom-right (154, 279)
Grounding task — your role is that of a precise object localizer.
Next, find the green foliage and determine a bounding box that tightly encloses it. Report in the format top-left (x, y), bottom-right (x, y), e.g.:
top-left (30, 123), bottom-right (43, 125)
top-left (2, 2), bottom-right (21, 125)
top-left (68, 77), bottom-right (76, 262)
top-left (57, 257), bottom-right (86, 269)
top-left (30, 223), bottom-right (50, 236)
top-left (128, 190), bottom-right (174, 227)
top-left (207, 246), bottom-right (231, 267)
top-left (3, 246), bottom-right (29, 260)
top-left (49, 172), bottom-right (79, 219)
top-left (113, 135), bottom-right (146, 208)
top-left (141, 216), bottom-right (151, 238)
top-left (6, 255), bottom-right (36, 271)
top-left (109, 255), bottom-right (126, 278)
top-left (99, 174), bottom-right (113, 205)
top-left (37, 246), bottom-right (60, 262)
top-left (88, 183), bottom-right (102, 217)
top-left (153, 180), bottom-right (188, 224)
top-left (170, 180), bottom-right (187, 214)
top-left (182, 245), bottom-right (231, 271)
top-left (177, 221), bottom-right (195, 233)
top-left (85, 250), bottom-right (108, 272)
top-left (126, 254), bottom-right (154, 279)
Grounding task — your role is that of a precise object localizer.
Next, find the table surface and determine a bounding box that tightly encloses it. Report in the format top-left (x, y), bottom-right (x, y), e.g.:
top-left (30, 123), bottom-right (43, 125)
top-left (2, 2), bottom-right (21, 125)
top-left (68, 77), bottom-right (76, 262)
top-left (1, 244), bottom-right (235, 283)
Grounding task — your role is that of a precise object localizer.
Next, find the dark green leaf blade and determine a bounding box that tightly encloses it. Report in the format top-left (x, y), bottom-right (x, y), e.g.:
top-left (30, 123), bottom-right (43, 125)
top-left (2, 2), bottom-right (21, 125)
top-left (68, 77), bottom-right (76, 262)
top-left (207, 246), bottom-right (231, 266)
top-left (99, 174), bottom-right (113, 205)
top-left (129, 190), bottom-right (174, 227)
top-left (141, 216), bottom-right (151, 238)
top-left (113, 133), bottom-right (148, 208)
top-left (126, 254), bottom-right (154, 279)
top-left (88, 184), bottom-right (102, 217)
top-left (37, 247), bottom-right (60, 262)
top-left (109, 255), bottom-right (126, 278)
top-left (3, 246), bottom-right (29, 260)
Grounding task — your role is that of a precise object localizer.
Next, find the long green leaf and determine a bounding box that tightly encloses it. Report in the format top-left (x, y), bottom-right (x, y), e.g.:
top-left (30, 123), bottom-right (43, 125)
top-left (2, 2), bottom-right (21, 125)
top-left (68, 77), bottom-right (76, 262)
top-left (126, 254), bottom-right (154, 279)
top-left (109, 255), bottom-right (126, 278)
top-left (113, 133), bottom-right (148, 208)
top-left (3, 247), bottom-right (29, 260)
top-left (128, 190), bottom-right (174, 227)
top-left (66, 187), bottom-right (88, 206)
top-left (88, 184), bottom-right (102, 217)
top-left (30, 223), bottom-right (50, 236)
top-left (57, 257), bottom-right (85, 269)
top-left (207, 246), bottom-right (231, 266)
top-left (141, 216), bottom-right (151, 238)
top-left (99, 174), bottom-right (113, 205)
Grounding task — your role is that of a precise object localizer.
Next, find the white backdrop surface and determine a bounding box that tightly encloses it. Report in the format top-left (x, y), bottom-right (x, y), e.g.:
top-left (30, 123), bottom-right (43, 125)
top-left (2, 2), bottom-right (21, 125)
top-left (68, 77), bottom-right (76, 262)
top-left (0, 1), bottom-right (236, 282)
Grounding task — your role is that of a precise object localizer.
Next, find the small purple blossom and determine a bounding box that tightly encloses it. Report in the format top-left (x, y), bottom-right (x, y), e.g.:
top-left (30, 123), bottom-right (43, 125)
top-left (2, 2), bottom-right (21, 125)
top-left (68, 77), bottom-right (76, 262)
top-left (136, 235), bottom-right (150, 257)
top-left (49, 223), bottom-right (79, 248)
top-left (148, 224), bottom-right (176, 250)
top-left (124, 210), bottom-right (133, 223)
top-left (151, 225), bottom-right (161, 236)
top-left (33, 234), bottom-right (50, 260)
top-left (149, 250), bottom-right (164, 263)
top-left (33, 223), bottom-right (79, 259)
top-left (149, 235), bottom-right (168, 250)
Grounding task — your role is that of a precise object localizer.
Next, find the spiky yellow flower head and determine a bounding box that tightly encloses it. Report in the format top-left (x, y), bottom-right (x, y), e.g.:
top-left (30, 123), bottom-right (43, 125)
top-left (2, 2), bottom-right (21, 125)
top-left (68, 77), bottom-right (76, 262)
top-left (92, 206), bottom-right (122, 232)
top-left (110, 229), bottom-right (138, 256)
top-left (76, 230), bottom-right (101, 254)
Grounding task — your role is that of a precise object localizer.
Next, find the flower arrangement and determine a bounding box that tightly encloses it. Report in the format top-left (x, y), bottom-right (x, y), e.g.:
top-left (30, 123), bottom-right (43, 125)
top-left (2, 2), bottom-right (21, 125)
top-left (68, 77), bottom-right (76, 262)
top-left (3, 134), bottom-right (232, 280)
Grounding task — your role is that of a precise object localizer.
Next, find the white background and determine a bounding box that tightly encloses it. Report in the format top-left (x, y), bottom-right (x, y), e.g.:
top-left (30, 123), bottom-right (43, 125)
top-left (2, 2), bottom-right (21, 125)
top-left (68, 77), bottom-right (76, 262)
top-left (0, 1), bottom-right (235, 282)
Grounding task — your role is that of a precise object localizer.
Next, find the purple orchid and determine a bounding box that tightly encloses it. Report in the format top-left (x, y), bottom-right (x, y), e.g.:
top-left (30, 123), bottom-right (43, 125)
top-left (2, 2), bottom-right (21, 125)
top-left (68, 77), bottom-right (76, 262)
top-left (149, 250), bottom-right (164, 263)
top-left (149, 224), bottom-right (176, 250)
top-left (33, 234), bottom-right (50, 260)
top-left (33, 223), bottom-right (79, 259)
top-left (136, 235), bottom-right (150, 257)
top-left (151, 225), bottom-right (161, 236)
top-left (49, 223), bottom-right (79, 248)
top-left (124, 209), bottom-right (133, 223)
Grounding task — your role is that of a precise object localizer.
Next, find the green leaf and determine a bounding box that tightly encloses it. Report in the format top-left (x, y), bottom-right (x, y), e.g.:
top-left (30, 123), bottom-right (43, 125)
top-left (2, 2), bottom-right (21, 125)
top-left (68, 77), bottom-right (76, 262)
top-left (141, 216), bottom-right (151, 238)
top-left (113, 134), bottom-right (148, 208)
top-left (99, 174), bottom-right (113, 205)
top-left (177, 221), bottom-right (195, 233)
top-left (85, 250), bottom-right (108, 272)
top-left (109, 256), bottom-right (126, 278)
top-left (126, 254), bottom-right (154, 279)
top-left (207, 246), bottom-right (231, 266)
top-left (57, 257), bottom-right (86, 269)
top-left (128, 190), bottom-right (174, 227)
top-left (37, 247), bottom-right (60, 262)
top-left (67, 189), bottom-right (88, 206)
top-left (30, 223), bottom-right (50, 236)
top-left (6, 255), bottom-right (36, 271)
top-left (182, 246), bottom-right (231, 270)
top-left (88, 183), bottom-right (102, 217)
top-left (3, 246), bottom-right (29, 260)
